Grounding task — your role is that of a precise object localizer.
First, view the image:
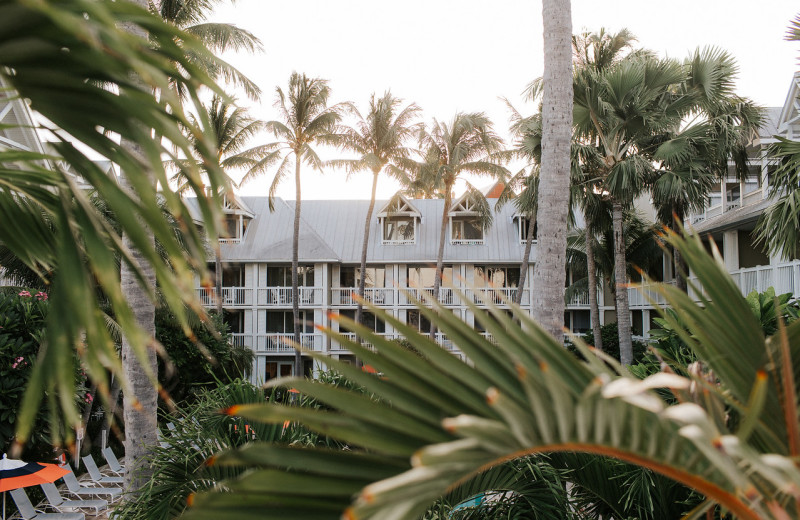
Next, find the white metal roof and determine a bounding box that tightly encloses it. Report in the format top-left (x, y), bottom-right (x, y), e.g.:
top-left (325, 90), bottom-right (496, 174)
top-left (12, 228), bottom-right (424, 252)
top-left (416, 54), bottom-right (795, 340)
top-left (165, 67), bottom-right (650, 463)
top-left (217, 196), bottom-right (531, 264)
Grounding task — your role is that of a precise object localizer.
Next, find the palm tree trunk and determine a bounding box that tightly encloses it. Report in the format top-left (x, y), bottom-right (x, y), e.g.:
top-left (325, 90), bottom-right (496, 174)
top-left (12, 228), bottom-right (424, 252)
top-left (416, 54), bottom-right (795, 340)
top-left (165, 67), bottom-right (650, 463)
top-left (612, 201), bottom-right (633, 364)
top-left (120, 184), bottom-right (158, 493)
top-left (120, 0), bottom-right (158, 493)
top-left (515, 215), bottom-right (536, 306)
top-left (215, 251), bottom-right (223, 314)
top-left (292, 158), bottom-right (302, 377)
top-left (586, 223), bottom-right (603, 351)
top-left (354, 170), bottom-right (380, 367)
top-left (672, 213), bottom-right (688, 293)
top-left (532, 0), bottom-right (573, 341)
top-left (430, 183), bottom-right (453, 340)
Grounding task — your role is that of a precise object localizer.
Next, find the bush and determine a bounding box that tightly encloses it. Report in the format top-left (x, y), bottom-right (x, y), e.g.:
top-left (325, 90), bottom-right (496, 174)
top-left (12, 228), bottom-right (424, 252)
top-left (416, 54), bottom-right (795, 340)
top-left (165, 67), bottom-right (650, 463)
top-left (0, 289), bottom-right (86, 460)
top-left (156, 309), bottom-right (252, 405)
top-left (578, 322), bottom-right (649, 363)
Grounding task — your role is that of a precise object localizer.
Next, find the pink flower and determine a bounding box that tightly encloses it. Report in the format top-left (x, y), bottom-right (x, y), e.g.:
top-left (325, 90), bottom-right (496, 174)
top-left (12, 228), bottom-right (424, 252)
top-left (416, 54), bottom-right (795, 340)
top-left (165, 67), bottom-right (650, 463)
top-left (84, 393), bottom-right (94, 404)
top-left (35, 292), bottom-right (48, 301)
top-left (18, 291), bottom-right (31, 297)
top-left (11, 357), bottom-right (24, 369)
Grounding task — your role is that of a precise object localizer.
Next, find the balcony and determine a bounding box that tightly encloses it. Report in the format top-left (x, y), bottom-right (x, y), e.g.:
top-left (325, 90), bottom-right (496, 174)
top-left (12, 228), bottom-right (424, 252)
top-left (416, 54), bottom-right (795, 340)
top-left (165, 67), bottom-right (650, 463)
top-left (627, 260), bottom-right (800, 309)
top-left (335, 331), bottom-right (396, 351)
top-left (465, 287), bottom-right (530, 306)
top-left (256, 287), bottom-right (323, 306)
top-left (402, 287), bottom-right (456, 305)
top-left (565, 291), bottom-right (590, 308)
top-left (197, 287), bottom-right (253, 308)
top-left (229, 333), bottom-right (325, 353)
top-left (331, 287), bottom-right (395, 306)
top-left (451, 238), bottom-right (484, 245)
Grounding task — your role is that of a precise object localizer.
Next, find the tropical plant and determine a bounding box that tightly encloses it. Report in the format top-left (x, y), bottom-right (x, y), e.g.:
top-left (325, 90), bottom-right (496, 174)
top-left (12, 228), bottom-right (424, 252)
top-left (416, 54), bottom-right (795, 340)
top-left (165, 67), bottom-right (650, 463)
top-left (577, 322), bottom-right (648, 364)
top-left (531, 0), bottom-right (573, 342)
top-left (240, 72), bottom-right (345, 377)
top-left (112, 379), bottom-right (291, 520)
top-left (330, 92), bottom-right (420, 330)
top-left (152, 0), bottom-right (264, 100)
top-left (0, 0), bottom-right (227, 481)
top-left (171, 94), bottom-right (267, 313)
top-left (416, 113), bottom-right (507, 336)
top-left (184, 229), bottom-right (800, 520)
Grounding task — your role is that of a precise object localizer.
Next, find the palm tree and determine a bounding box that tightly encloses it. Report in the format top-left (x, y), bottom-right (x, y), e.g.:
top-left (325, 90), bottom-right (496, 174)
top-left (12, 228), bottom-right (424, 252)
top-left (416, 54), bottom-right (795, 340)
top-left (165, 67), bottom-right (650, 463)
top-left (172, 95), bottom-right (266, 313)
top-left (153, 0), bottom-right (263, 100)
top-left (753, 14), bottom-right (800, 259)
top-left (330, 92), bottom-right (420, 330)
top-left (417, 113), bottom-right (506, 337)
top-left (649, 49), bottom-right (763, 292)
top-left (240, 72), bottom-right (344, 378)
top-left (531, 0), bottom-right (573, 342)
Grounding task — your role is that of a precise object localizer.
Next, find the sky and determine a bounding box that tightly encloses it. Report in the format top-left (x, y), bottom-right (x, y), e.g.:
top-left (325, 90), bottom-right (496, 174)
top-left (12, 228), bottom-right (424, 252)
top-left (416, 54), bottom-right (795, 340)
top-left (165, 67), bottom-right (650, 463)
top-left (210, 0), bottom-right (799, 201)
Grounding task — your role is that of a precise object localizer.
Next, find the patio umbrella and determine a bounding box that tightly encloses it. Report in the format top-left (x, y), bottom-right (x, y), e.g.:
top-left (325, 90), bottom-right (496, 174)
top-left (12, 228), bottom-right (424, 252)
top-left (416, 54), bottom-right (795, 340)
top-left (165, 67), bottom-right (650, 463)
top-left (0, 453), bottom-right (69, 520)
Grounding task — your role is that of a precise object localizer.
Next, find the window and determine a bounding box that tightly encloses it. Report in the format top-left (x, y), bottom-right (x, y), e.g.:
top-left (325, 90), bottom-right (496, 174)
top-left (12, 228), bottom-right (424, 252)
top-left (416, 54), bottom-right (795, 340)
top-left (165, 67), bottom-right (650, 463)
top-left (473, 266), bottom-right (520, 288)
top-left (725, 183), bottom-right (740, 210)
top-left (517, 218), bottom-right (537, 243)
top-left (743, 166), bottom-right (761, 195)
top-left (451, 217), bottom-right (483, 243)
top-left (267, 265), bottom-right (315, 286)
top-left (383, 217), bottom-right (415, 243)
top-left (407, 310), bottom-right (431, 333)
top-left (407, 266), bottom-right (453, 288)
top-left (221, 214), bottom-right (251, 242)
top-left (340, 266), bottom-right (386, 288)
top-left (707, 182), bottom-right (722, 209)
top-left (338, 310), bottom-right (385, 333)
top-left (265, 310), bottom-right (313, 334)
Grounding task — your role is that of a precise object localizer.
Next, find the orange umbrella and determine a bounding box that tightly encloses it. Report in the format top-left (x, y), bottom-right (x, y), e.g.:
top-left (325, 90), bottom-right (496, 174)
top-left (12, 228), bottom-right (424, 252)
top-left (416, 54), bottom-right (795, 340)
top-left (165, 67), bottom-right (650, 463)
top-left (1, 453), bottom-right (69, 520)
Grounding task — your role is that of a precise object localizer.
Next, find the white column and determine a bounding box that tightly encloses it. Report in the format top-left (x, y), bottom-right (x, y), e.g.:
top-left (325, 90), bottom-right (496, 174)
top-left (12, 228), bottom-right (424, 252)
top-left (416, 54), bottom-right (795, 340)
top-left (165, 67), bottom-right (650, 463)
top-left (723, 230), bottom-right (739, 272)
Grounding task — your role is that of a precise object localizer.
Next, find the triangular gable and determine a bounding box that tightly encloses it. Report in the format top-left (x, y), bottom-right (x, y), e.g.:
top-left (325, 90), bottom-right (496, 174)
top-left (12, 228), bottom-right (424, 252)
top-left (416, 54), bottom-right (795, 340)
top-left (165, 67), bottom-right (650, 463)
top-left (777, 72), bottom-right (800, 139)
top-left (377, 192), bottom-right (420, 218)
top-left (449, 190), bottom-right (484, 216)
top-left (221, 190), bottom-right (255, 218)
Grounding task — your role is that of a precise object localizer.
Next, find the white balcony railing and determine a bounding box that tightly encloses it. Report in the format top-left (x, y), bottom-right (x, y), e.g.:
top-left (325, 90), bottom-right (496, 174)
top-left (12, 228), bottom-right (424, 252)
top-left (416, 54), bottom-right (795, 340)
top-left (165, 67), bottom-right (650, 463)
top-left (335, 331), bottom-right (397, 351)
top-left (465, 287), bottom-right (530, 306)
top-left (331, 287), bottom-right (395, 306)
top-left (251, 333), bottom-right (323, 353)
top-left (197, 287), bottom-right (253, 307)
top-left (627, 261), bottom-right (800, 309)
top-left (402, 287), bottom-right (456, 305)
top-left (566, 291), bottom-right (590, 307)
top-left (451, 239), bottom-right (484, 245)
top-left (256, 287), bottom-right (323, 306)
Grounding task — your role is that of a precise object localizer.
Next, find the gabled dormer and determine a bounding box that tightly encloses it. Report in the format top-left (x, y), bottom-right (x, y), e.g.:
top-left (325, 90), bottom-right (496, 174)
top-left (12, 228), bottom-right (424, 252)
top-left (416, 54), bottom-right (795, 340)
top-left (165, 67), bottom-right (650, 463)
top-left (449, 191), bottom-right (487, 245)
top-left (220, 191), bottom-right (254, 244)
top-left (777, 72), bottom-right (800, 141)
top-left (377, 193), bottom-right (420, 245)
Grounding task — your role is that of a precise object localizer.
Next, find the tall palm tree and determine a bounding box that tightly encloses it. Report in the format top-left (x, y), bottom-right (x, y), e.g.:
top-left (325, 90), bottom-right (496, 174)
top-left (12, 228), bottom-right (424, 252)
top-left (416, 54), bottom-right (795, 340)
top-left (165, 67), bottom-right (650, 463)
top-left (241, 72), bottom-right (344, 377)
top-left (755, 14), bottom-right (800, 259)
top-left (153, 0), bottom-right (263, 100)
top-left (650, 49), bottom-right (762, 292)
top-left (417, 113), bottom-right (507, 337)
top-left (172, 95), bottom-right (267, 313)
top-left (531, 0), bottom-right (573, 342)
top-left (330, 92), bottom-right (420, 329)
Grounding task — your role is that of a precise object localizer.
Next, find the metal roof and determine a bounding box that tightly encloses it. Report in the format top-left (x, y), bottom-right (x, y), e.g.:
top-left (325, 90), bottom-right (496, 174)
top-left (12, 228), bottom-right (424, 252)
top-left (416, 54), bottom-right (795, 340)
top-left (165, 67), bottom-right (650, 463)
top-left (219, 196), bottom-right (531, 264)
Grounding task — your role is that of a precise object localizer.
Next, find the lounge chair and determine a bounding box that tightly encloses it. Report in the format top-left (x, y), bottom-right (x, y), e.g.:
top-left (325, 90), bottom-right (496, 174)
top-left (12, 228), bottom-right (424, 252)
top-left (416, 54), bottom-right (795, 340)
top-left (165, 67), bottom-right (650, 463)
top-left (40, 483), bottom-right (107, 515)
top-left (81, 455), bottom-right (123, 485)
top-left (101, 447), bottom-right (126, 475)
top-left (60, 464), bottom-right (122, 501)
top-left (9, 488), bottom-right (84, 520)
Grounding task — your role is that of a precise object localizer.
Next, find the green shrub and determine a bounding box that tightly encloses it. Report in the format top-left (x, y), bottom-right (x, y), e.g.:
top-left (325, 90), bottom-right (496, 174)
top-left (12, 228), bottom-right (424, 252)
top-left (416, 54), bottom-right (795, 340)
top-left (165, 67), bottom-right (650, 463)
top-left (578, 322), bottom-right (648, 363)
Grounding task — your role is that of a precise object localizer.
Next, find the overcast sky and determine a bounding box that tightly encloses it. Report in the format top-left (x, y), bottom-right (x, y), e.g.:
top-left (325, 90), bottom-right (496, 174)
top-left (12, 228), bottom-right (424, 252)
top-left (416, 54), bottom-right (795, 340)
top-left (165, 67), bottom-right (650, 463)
top-left (210, 0), bottom-right (799, 201)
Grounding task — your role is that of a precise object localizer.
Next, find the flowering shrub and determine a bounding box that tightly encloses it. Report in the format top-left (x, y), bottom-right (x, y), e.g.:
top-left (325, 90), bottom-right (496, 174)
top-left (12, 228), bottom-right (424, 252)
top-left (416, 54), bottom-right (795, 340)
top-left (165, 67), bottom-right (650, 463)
top-left (0, 289), bottom-right (86, 458)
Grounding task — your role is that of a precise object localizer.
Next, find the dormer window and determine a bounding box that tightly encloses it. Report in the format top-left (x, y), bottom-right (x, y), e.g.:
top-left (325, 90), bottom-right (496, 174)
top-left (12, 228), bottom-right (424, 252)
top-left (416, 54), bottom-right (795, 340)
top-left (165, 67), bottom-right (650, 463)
top-left (449, 191), bottom-right (487, 245)
top-left (219, 191), bottom-right (254, 243)
top-left (451, 217), bottom-right (483, 243)
top-left (378, 193), bottom-right (420, 245)
top-left (383, 216), bottom-right (416, 243)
